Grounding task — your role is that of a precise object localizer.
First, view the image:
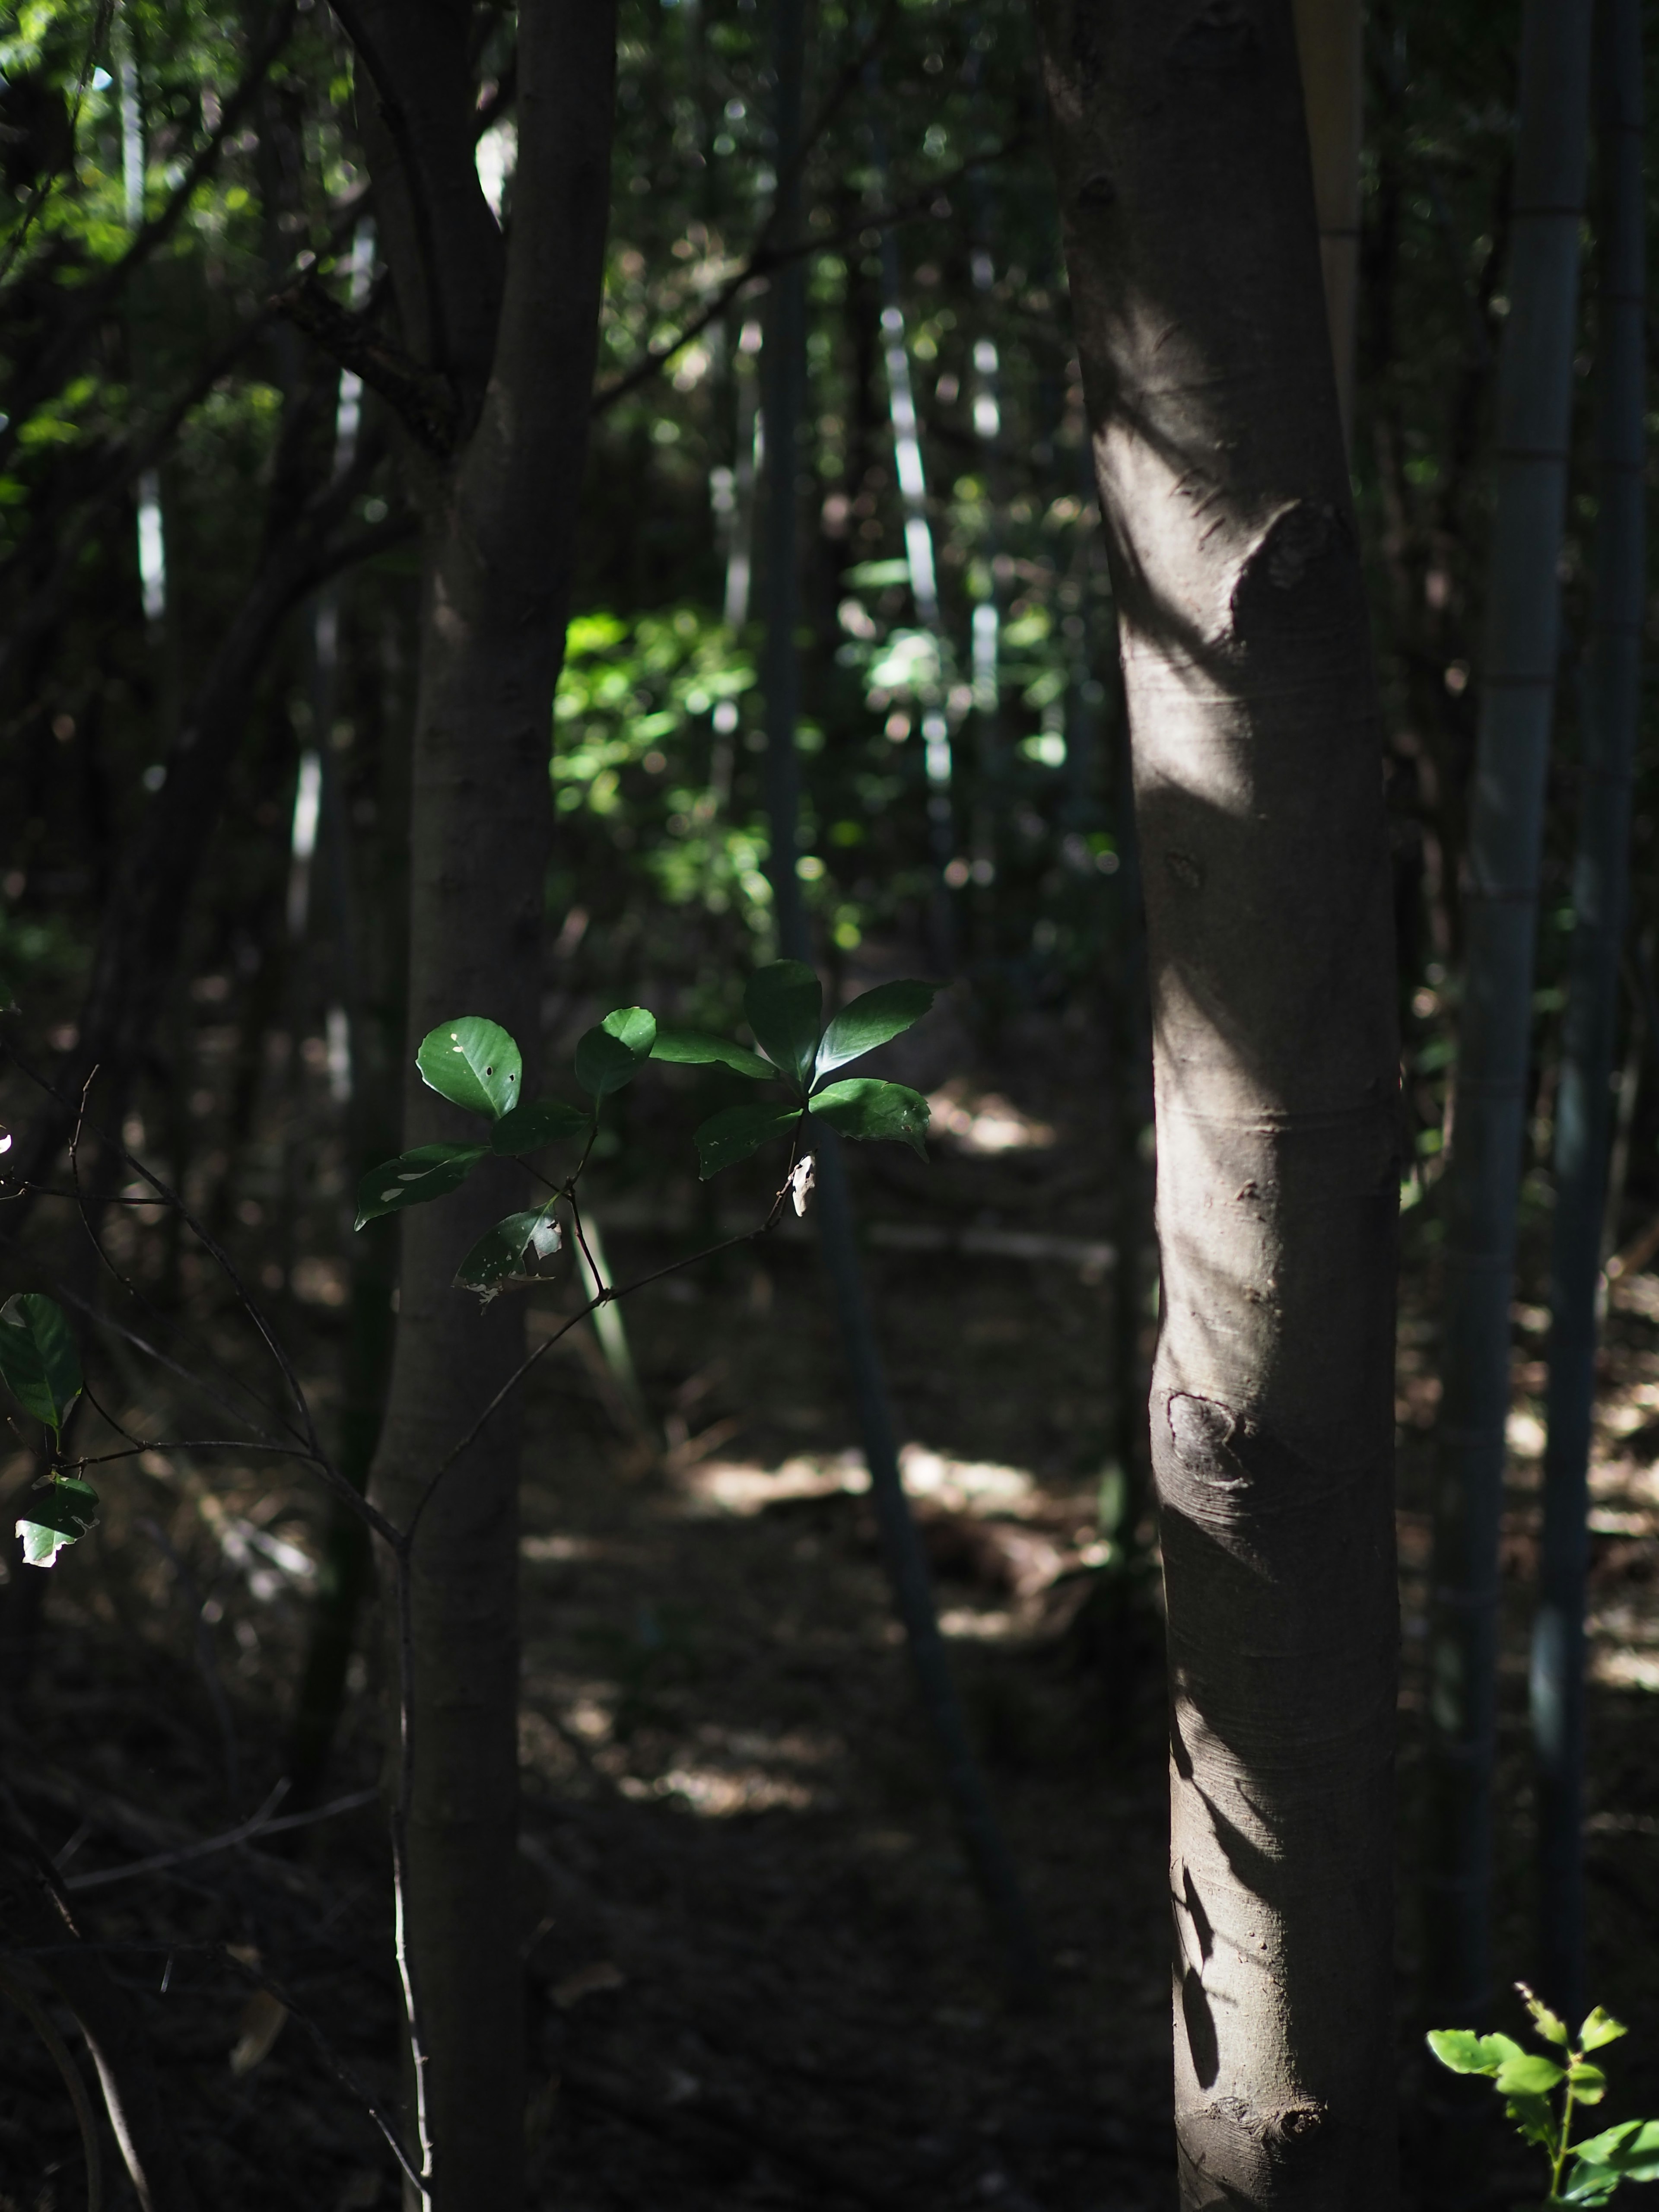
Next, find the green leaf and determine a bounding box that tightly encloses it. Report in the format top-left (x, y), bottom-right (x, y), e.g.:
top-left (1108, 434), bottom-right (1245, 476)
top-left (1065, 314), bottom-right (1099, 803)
top-left (808, 1077), bottom-right (930, 1157)
top-left (650, 1027), bottom-right (775, 1080)
top-left (0, 1294), bottom-right (83, 1440)
top-left (814, 979), bottom-right (936, 1081)
top-left (1570, 2121), bottom-right (1659, 2184)
top-left (1522, 1988), bottom-right (1572, 2048)
top-left (417, 1018), bottom-right (523, 1120)
top-left (575, 1006), bottom-right (658, 1096)
top-left (1579, 2011), bottom-right (1629, 2054)
top-left (1560, 2176), bottom-right (1622, 2211)
top-left (453, 1207), bottom-right (563, 1299)
top-left (1569, 2063), bottom-right (1609, 2106)
top-left (1505, 2093), bottom-right (1559, 2149)
top-left (354, 1144), bottom-right (487, 1229)
top-left (1427, 2029), bottom-right (1514, 2078)
top-left (693, 1100), bottom-right (804, 1180)
top-left (744, 961), bottom-right (822, 1090)
top-left (1496, 2053), bottom-right (1566, 2098)
top-left (489, 1098), bottom-right (591, 1155)
top-left (16, 1475), bottom-right (99, 1569)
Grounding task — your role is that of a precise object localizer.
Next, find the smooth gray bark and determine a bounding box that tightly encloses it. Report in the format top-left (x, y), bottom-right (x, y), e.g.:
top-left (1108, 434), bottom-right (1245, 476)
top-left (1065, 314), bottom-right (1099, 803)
top-left (1422, 0), bottom-right (1592, 2040)
top-left (1029, 4), bottom-right (1401, 2203)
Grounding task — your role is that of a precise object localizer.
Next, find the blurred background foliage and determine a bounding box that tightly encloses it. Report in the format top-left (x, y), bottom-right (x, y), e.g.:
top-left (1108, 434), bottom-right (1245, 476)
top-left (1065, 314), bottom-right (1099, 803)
top-left (0, 0), bottom-right (1650, 1352)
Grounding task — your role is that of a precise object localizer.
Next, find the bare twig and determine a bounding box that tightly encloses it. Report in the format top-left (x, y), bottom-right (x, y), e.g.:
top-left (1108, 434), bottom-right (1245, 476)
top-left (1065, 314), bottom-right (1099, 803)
top-left (0, 1962), bottom-right (104, 2208)
top-left (64, 1788), bottom-right (376, 1893)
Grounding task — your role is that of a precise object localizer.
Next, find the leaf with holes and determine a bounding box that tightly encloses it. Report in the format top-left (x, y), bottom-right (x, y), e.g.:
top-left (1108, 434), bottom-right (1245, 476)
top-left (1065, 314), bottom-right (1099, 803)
top-left (416, 1017), bottom-right (523, 1120)
top-left (808, 1077), bottom-right (930, 1157)
top-left (489, 1098), bottom-right (591, 1155)
top-left (814, 979), bottom-right (935, 1081)
top-left (693, 1100), bottom-right (804, 1180)
top-left (16, 1475), bottom-right (99, 1568)
top-left (354, 1144), bottom-right (487, 1230)
top-left (454, 1207), bottom-right (564, 1299)
top-left (650, 1028), bottom-right (774, 1080)
top-left (0, 1294), bottom-right (82, 1441)
top-left (575, 1007), bottom-right (658, 1096)
top-left (744, 961), bottom-right (821, 1090)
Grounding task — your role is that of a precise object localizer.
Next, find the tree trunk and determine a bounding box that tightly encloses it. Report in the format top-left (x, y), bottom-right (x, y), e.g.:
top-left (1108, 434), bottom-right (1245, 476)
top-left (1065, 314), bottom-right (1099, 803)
top-left (345, 7), bottom-right (617, 2206)
top-left (1532, 0), bottom-right (1644, 2027)
top-left (1291, 0), bottom-right (1363, 442)
top-left (1421, 0), bottom-right (1591, 2059)
top-left (1028, 5), bottom-right (1401, 2205)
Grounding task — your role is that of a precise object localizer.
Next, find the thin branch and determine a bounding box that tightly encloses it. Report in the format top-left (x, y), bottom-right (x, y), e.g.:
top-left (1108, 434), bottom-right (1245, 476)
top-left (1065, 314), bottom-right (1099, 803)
top-left (64, 1789), bottom-right (377, 1893)
top-left (0, 0), bottom-right (117, 289)
top-left (0, 2), bottom-right (299, 468)
top-left (0, 1961), bottom-right (103, 2211)
top-left (278, 270), bottom-right (459, 456)
top-left (217, 1946), bottom-right (424, 2195)
top-left (592, 137), bottom-right (1028, 417)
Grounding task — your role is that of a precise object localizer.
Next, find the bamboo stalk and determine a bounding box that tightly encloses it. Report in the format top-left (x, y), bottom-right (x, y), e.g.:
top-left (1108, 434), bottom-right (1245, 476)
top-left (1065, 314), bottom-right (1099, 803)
top-left (1423, 0), bottom-right (1593, 2053)
top-left (1532, 0), bottom-right (1645, 2025)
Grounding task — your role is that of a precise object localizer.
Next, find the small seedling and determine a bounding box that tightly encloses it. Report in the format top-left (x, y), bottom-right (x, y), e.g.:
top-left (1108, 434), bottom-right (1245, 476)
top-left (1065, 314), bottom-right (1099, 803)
top-left (1429, 1985), bottom-right (1659, 2207)
top-left (355, 961), bottom-right (936, 1299)
top-left (0, 1290), bottom-right (95, 1566)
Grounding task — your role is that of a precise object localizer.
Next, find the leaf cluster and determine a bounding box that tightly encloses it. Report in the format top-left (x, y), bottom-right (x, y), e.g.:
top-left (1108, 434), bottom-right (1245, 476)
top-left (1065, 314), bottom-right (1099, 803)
top-left (354, 963), bottom-right (936, 1300)
top-left (1429, 1989), bottom-right (1659, 2207)
top-left (0, 1289), bottom-right (96, 1567)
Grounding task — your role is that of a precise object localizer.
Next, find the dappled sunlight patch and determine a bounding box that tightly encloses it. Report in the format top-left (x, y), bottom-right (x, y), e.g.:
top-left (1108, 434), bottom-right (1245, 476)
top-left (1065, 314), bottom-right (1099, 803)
top-left (925, 1077), bottom-right (1055, 1154)
top-left (937, 1604), bottom-right (1020, 1642)
top-left (1589, 1641), bottom-right (1659, 1694)
top-left (1506, 1405), bottom-right (1547, 1459)
top-left (680, 1440), bottom-right (1044, 1522)
top-left (615, 1724), bottom-right (839, 1818)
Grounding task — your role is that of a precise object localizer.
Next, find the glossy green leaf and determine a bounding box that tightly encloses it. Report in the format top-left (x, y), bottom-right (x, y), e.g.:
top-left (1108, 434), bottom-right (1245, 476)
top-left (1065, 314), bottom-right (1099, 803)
top-left (1569, 2063), bottom-right (1609, 2105)
top-left (693, 1100), bottom-right (804, 1180)
top-left (454, 1207), bottom-right (563, 1298)
top-left (489, 1098), bottom-right (591, 1155)
top-left (651, 1027), bottom-right (774, 1080)
top-left (1496, 2052), bottom-right (1565, 2098)
top-left (1427, 2029), bottom-right (1517, 2078)
top-left (814, 979), bottom-right (936, 1081)
top-left (417, 1018), bottom-right (523, 1120)
top-left (744, 961), bottom-right (822, 1090)
top-left (1570, 2121), bottom-right (1659, 2185)
top-left (354, 1144), bottom-right (487, 1230)
top-left (575, 1006), bottom-right (657, 1096)
top-left (1579, 2011), bottom-right (1628, 2054)
top-left (808, 1077), bottom-right (930, 1157)
top-left (0, 1293), bottom-right (83, 1440)
top-left (16, 1475), bottom-right (99, 1569)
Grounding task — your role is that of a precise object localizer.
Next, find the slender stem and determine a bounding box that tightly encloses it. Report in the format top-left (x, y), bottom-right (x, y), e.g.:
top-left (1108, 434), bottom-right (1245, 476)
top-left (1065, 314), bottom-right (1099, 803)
top-left (0, 1961), bottom-right (104, 2211)
top-left (1552, 2077), bottom-right (1577, 2198)
top-left (388, 1545), bottom-right (434, 2203)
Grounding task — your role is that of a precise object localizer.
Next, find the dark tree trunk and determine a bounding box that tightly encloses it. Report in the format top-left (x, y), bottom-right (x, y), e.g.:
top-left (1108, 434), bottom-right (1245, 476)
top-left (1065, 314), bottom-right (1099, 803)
top-left (336, 6), bottom-right (617, 2204)
top-left (1029, 4), bottom-right (1401, 2205)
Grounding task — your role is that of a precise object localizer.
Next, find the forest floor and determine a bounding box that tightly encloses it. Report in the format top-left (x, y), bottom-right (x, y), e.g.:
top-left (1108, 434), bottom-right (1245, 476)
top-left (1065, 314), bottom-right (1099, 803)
top-left (1, 992), bottom-right (1657, 2212)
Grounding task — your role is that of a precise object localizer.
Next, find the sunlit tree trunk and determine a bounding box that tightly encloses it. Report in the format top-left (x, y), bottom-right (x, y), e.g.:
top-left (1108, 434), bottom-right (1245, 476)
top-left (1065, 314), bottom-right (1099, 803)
top-left (1532, 0), bottom-right (1644, 2027)
top-left (1029, 4), bottom-right (1401, 2204)
top-left (334, 6), bottom-right (617, 2205)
